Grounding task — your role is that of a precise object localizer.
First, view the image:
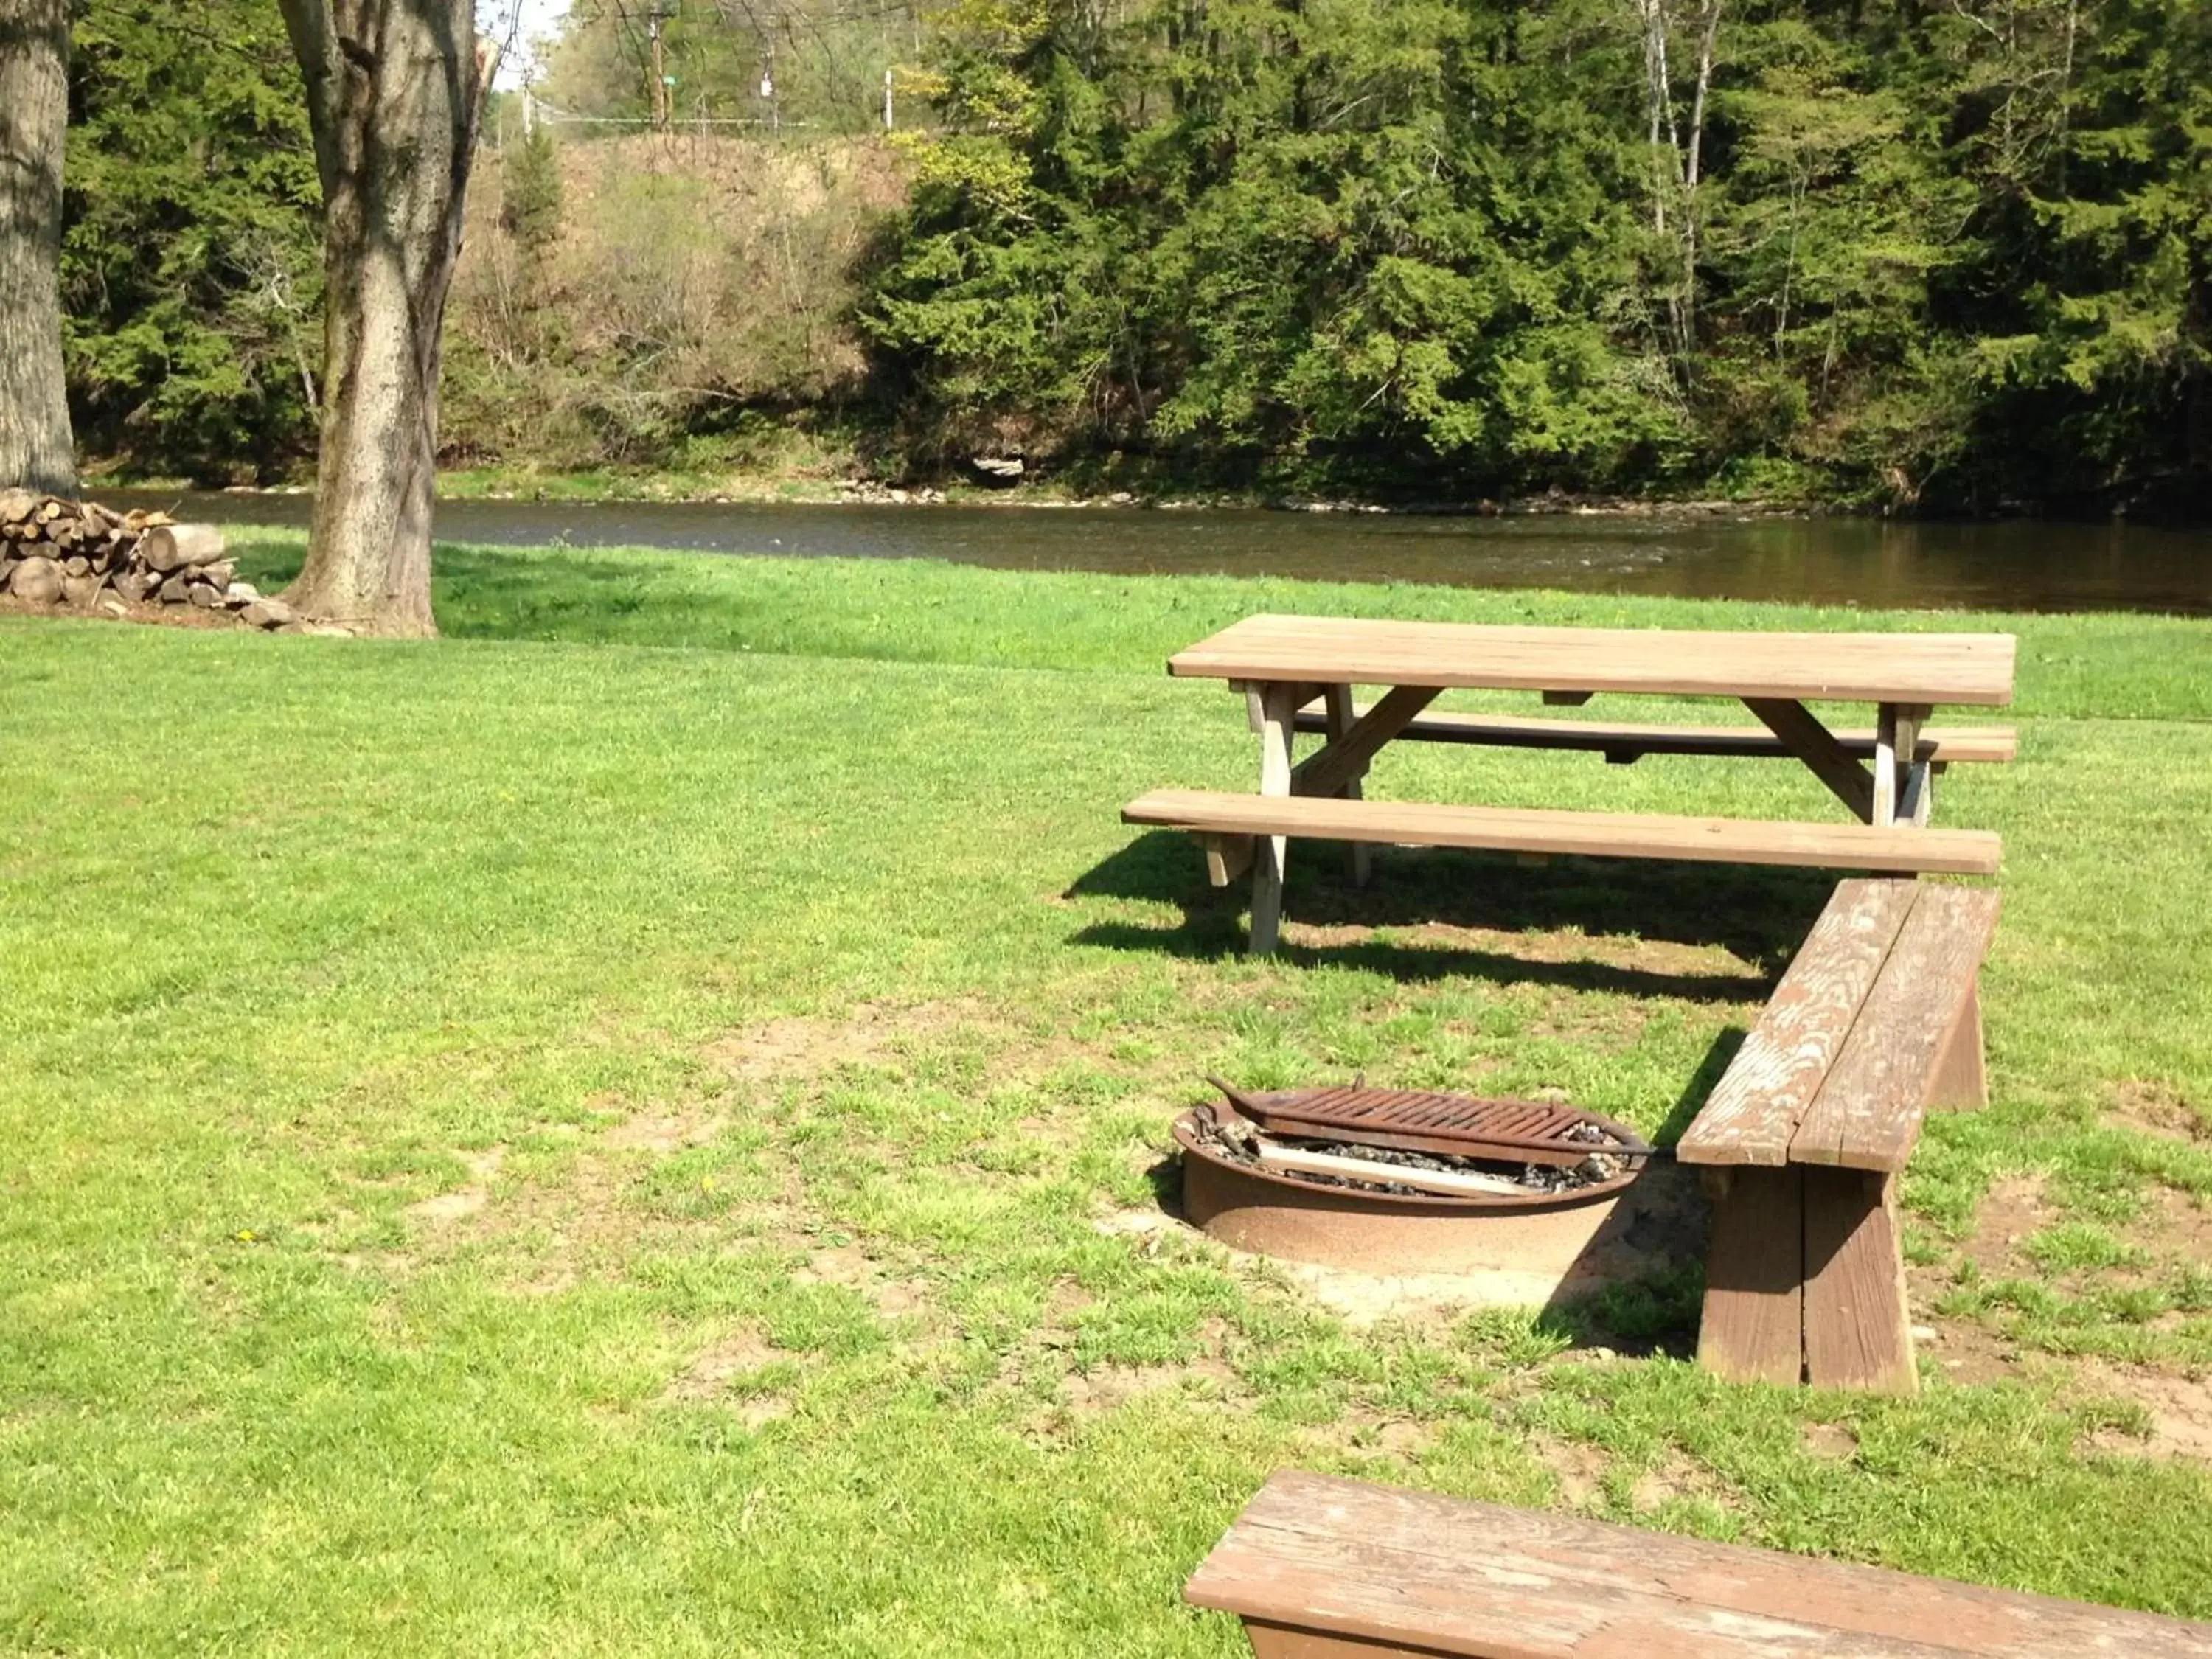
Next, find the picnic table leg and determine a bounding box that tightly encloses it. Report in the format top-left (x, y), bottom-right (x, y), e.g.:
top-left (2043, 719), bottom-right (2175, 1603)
top-left (1873, 703), bottom-right (1930, 827)
top-left (1322, 684), bottom-right (1373, 888)
top-left (1249, 681), bottom-right (1297, 956)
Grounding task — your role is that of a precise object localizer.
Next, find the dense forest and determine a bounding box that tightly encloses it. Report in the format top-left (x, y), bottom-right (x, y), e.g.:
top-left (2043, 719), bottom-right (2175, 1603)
top-left (59, 0), bottom-right (2212, 512)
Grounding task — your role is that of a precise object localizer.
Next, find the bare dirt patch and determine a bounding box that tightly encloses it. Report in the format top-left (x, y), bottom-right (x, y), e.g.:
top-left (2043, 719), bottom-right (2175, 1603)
top-left (1956, 1173), bottom-right (2057, 1277)
top-left (0, 591), bottom-right (246, 631)
top-left (703, 997), bottom-right (1017, 1088)
top-left (2077, 1362), bottom-right (2212, 1463)
top-left (405, 1147), bottom-right (505, 1224)
top-left (794, 1242), bottom-right (933, 1321)
top-left (601, 1110), bottom-right (726, 1153)
top-left (1919, 1316), bottom-right (2027, 1386)
top-left (1801, 1422), bottom-right (1860, 1461)
top-left (1904, 1175), bottom-right (2053, 1383)
top-left (2110, 1080), bottom-right (2209, 1144)
top-left (1063, 1356), bottom-right (1239, 1412)
top-left (660, 1324), bottom-right (793, 1424)
top-left (2129, 1186), bottom-right (2212, 1262)
top-left (1310, 1412), bottom-right (1436, 1459)
top-left (1534, 1435), bottom-right (1612, 1507)
top-left (1630, 1450), bottom-right (1728, 1514)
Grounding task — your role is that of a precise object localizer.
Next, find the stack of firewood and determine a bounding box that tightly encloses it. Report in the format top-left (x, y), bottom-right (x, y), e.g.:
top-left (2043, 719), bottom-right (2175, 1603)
top-left (0, 491), bottom-right (297, 630)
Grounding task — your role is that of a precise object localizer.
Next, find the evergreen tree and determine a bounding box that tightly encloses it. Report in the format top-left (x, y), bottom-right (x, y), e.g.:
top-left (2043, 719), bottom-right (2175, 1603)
top-left (501, 124), bottom-right (564, 260)
top-left (63, 0), bottom-right (321, 483)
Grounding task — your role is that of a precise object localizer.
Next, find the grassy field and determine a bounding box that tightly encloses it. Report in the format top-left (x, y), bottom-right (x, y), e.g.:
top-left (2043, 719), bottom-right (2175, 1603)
top-left (4, 538), bottom-right (2210, 1655)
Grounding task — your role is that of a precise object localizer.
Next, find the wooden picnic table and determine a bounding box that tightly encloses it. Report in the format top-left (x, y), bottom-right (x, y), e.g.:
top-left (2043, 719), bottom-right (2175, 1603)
top-left (1127, 614), bottom-right (2016, 953)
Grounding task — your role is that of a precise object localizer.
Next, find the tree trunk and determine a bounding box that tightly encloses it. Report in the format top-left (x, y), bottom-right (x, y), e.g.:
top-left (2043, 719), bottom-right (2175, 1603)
top-left (0, 0), bottom-right (77, 495)
top-left (277, 0), bottom-right (485, 638)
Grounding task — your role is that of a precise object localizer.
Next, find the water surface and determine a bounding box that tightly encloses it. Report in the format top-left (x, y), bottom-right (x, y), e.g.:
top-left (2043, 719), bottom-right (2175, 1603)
top-left (115, 492), bottom-right (2212, 614)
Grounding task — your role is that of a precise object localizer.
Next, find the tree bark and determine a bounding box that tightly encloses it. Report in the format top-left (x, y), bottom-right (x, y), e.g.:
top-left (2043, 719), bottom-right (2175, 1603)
top-left (0, 0), bottom-right (77, 495)
top-left (276, 0), bottom-right (486, 637)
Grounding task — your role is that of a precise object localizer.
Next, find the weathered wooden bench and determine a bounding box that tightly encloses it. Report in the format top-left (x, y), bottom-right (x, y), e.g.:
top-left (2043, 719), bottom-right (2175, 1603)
top-left (1185, 1470), bottom-right (2212, 1658)
top-left (1123, 790), bottom-right (2004, 897)
top-left (1677, 877), bottom-right (2000, 1394)
top-left (1291, 701), bottom-right (2019, 770)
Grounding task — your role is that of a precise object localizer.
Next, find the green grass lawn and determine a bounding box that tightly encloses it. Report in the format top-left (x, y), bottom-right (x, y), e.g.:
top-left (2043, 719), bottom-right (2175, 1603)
top-left (4, 538), bottom-right (2211, 1655)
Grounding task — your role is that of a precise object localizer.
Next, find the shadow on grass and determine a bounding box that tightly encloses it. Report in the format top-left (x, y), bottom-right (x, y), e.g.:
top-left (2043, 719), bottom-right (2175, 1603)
top-left (1070, 832), bottom-right (1829, 1001)
top-left (1655, 1028), bottom-right (1750, 1146)
top-left (232, 538), bottom-right (728, 645)
top-left (1538, 1262), bottom-right (1708, 1360)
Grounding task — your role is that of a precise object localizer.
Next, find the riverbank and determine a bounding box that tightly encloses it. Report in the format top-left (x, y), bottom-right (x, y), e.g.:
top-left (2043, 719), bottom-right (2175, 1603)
top-left (4, 546), bottom-right (2210, 1652)
top-left (432, 463), bottom-right (1848, 518)
top-left (86, 455), bottom-right (1845, 518)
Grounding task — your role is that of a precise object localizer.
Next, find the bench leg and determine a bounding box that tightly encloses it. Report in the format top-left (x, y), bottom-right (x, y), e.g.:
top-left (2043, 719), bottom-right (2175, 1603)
top-left (1930, 979), bottom-right (1987, 1110)
top-left (1697, 1166), bottom-right (1806, 1386)
top-left (1203, 834), bottom-right (1256, 888)
top-left (1239, 1619), bottom-right (1419, 1658)
top-left (1249, 683), bottom-right (1296, 956)
top-left (1804, 1166), bottom-right (1918, 1396)
top-left (1323, 684), bottom-right (1373, 889)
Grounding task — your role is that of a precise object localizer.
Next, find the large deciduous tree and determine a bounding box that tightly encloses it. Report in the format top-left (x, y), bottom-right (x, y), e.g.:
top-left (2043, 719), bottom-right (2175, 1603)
top-left (0, 0), bottom-right (77, 494)
top-left (276, 0), bottom-right (487, 636)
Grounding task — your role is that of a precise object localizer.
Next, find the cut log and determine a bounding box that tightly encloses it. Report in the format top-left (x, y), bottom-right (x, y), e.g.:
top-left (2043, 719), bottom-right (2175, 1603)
top-left (1251, 1138), bottom-right (1534, 1198)
top-left (141, 524), bottom-right (226, 574)
top-left (9, 555), bottom-right (61, 602)
top-left (240, 597), bottom-right (296, 629)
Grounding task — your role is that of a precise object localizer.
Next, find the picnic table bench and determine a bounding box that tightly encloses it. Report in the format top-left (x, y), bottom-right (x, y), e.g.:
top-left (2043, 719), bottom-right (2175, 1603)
top-left (1185, 1470), bottom-right (2212, 1658)
top-left (1678, 877), bottom-right (2001, 1393)
top-left (1128, 616), bottom-right (2015, 953)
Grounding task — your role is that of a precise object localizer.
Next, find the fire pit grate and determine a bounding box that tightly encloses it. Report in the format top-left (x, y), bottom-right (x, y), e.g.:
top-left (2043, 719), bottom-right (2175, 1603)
top-left (1211, 1079), bottom-right (1652, 1169)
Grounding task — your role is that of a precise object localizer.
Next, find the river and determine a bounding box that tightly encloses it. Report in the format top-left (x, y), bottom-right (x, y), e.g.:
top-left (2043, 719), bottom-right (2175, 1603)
top-left (110, 491), bottom-right (2212, 615)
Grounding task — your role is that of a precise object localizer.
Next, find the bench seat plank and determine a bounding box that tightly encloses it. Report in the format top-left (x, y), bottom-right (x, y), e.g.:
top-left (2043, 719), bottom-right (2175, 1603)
top-left (1677, 880), bottom-right (1919, 1169)
top-left (1791, 886), bottom-right (2004, 1172)
top-left (1186, 1472), bottom-right (2212, 1659)
top-left (1290, 706), bottom-right (2018, 765)
top-left (1123, 790), bottom-right (2003, 876)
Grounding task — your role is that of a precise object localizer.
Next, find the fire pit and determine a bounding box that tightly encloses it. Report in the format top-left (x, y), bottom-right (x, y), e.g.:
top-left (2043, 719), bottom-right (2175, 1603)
top-left (1175, 1080), bottom-right (1668, 1284)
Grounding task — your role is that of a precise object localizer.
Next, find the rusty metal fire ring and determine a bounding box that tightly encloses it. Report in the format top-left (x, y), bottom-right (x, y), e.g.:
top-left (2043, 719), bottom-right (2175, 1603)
top-left (1173, 1091), bottom-right (1651, 1214)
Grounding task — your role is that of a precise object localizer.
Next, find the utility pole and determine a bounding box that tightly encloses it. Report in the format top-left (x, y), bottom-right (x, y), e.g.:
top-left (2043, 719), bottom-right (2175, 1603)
top-left (883, 66), bottom-right (894, 130)
top-left (646, 1), bottom-right (677, 130)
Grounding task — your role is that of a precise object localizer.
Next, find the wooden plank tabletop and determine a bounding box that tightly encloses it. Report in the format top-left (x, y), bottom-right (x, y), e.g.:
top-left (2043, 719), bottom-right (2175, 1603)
top-left (1169, 616), bottom-right (2017, 706)
top-left (1186, 1472), bottom-right (2212, 1658)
